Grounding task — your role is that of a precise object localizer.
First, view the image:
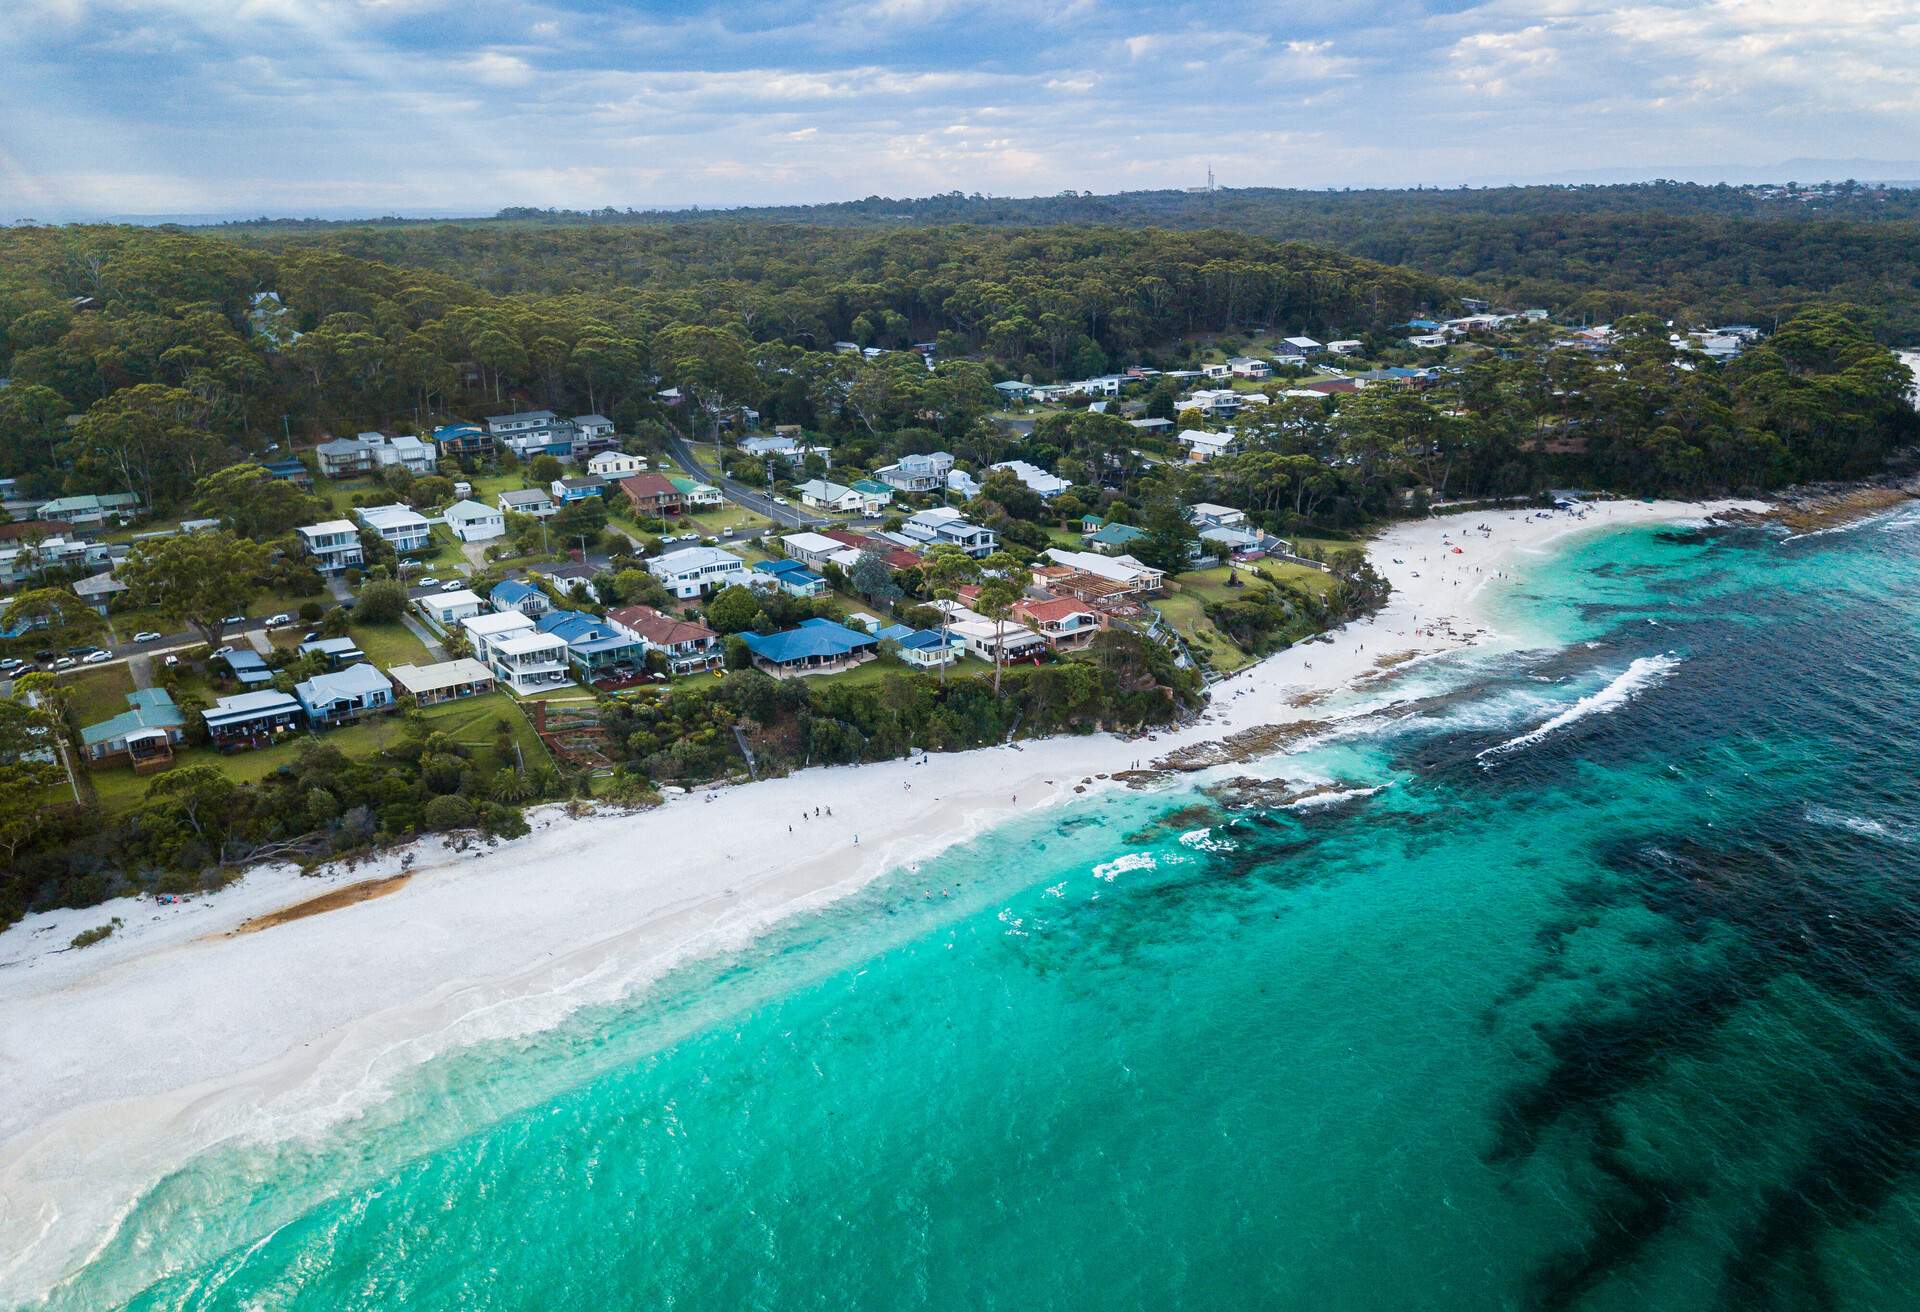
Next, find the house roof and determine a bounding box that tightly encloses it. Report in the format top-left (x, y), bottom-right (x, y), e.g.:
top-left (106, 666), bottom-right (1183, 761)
top-left (607, 604), bottom-right (717, 647)
top-left (1090, 522), bottom-right (1146, 546)
top-left (650, 545), bottom-right (744, 573)
top-left (389, 658), bottom-right (495, 696)
top-left (490, 579), bottom-right (543, 606)
top-left (299, 519), bottom-right (358, 537)
top-left (356, 503), bottom-right (428, 531)
top-left (849, 478), bottom-right (893, 496)
top-left (81, 688), bottom-right (184, 747)
top-left (205, 689), bottom-right (302, 725)
top-left (781, 531), bottom-right (843, 556)
top-left (822, 530), bottom-right (919, 570)
top-left (464, 609), bottom-right (537, 637)
top-left (72, 572), bottom-right (126, 598)
top-left (795, 479), bottom-right (854, 501)
top-left (424, 587), bottom-right (483, 610)
top-left (754, 559), bottom-right (825, 585)
top-left (537, 609), bottom-right (634, 647)
top-left (298, 636), bottom-right (365, 658)
top-left (444, 498), bottom-right (497, 521)
top-left (668, 476), bottom-right (716, 495)
top-left (621, 472), bottom-right (682, 500)
top-left (740, 617), bottom-right (877, 664)
top-left (1016, 597), bottom-right (1098, 624)
top-left (492, 631), bottom-right (567, 658)
top-left (498, 489), bottom-right (553, 508)
top-left (295, 662), bottom-right (393, 708)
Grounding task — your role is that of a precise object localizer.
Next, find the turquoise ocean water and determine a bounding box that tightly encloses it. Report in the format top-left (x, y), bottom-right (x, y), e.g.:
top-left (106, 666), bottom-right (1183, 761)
top-left (36, 511), bottom-right (1920, 1311)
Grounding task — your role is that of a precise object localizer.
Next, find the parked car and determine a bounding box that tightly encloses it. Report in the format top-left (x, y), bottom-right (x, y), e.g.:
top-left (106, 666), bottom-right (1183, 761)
top-left (162, 655), bottom-right (180, 668)
top-left (52, 656), bottom-right (77, 670)
top-left (211, 645), bottom-right (234, 658)
top-left (264, 613), bottom-right (291, 627)
top-left (82, 650), bottom-right (112, 664)
top-left (33, 649), bottom-right (55, 661)
top-left (65, 646), bottom-right (95, 656)
top-left (416, 577), bottom-right (441, 588)
top-left (222, 614), bottom-right (246, 626)
top-left (302, 630), bottom-right (322, 643)
top-left (0, 657), bottom-right (21, 671)
top-left (132, 630), bottom-right (162, 643)
top-left (439, 580), bottom-right (465, 592)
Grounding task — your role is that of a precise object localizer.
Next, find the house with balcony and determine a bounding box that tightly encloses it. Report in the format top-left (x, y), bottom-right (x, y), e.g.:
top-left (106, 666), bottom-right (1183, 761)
top-left (389, 658), bottom-right (496, 706)
top-left (537, 609), bottom-right (643, 680)
top-left (670, 476), bottom-right (725, 509)
top-left (433, 421), bottom-right (495, 459)
top-left (1176, 428), bottom-right (1239, 463)
top-left (295, 519), bottom-right (365, 575)
top-left (485, 409), bottom-right (576, 459)
top-left (38, 493), bottom-right (142, 529)
top-left (777, 531), bottom-right (847, 570)
top-left (550, 475), bottom-right (607, 504)
top-left (752, 558), bottom-right (828, 598)
top-left (647, 545), bottom-right (749, 599)
top-left (607, 604), bottom-right (722, 675)
top-left (355, 503), bottom-right (432, 554)
top-left (295, 663), bottom-right (397, 729)
top-left (1012, 597), bottom-right (1105, 652)
top-left (872, 623), bottom-right (962, 668)
top-left (357, 431), bottom-right (435, 475)
top-left (989, 460), bottom-right (1071, 499)
top-left (418, 587), bottom-right (486, 627)
top-left (497, 488), bottom-right (556, 519)
top-left (569, 414), bottom-right (618, 456)
top-left (794, 479), bottom-right (872, 514)
top-left (896, 507), bottom-right (997, 557)
top-left (258, 457), bottom-right (313, 486)
top-left (739, 617), bottom-right (878, 678)
top-left (946, 615), bottom-right (1049, 663)
top-left (1227, 356), bottom-right (1273, 379)
top-left (621, 472), bottom-right (686, 519)
top-left (487, 629), bottom-right (572, 695)
top-left (462, 609), bottom-right (537, 662)
top-left (587, 450), bottom-right (646, 479)
top-left (874, 451), bottom-right (955, 494)
top-left (315, 436), bottom-right (376, 478)
top-left (81, 688), bottom-right (186, 772)
top-left (204, 689), bottom-right (306, 751)
top-left (489, 579), bottom-right (552, 618)
top-left (444, 498), bottom-right (505, 543)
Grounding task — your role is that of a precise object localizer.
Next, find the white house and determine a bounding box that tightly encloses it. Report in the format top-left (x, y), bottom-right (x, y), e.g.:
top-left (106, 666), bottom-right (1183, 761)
top-left (295, 520), bottom-right (364, 575)
top-left (896, 506), bottom-right (997, 557)
top-left (875, 451), bottom-right (954, 493)
top-left (794, 479), bottom-right (871, 514)
top-left (647, 545), bottom-right (751, 599)
top-left (417, 588), bottom-right (486, 626)
top-left (1227, 356), bottom-right (1272, 379)
top-left (1187, 502), bottom-right (1248, 530)
top-left (488, 630), bottom-right (572, 695)
top-left (988, 460), bottom-right (1071, 499)
top-left (461, 609), bottom-right (536, 663)
top-left (1327, 340), bottom-right (1364, 355)
top-left (779, 532), bottom-right (848, 570)
top-left (354, 503), bottom-right (432, 553)
top-left (443, 498), bottom-right (505, 543)
top-left (1407, 333), bottom-right (1449, 349)
top-left (1042, 548), bottom-right (1167, 595)
top-left (587, 451), bottom-right (646, 479)
top-left (1282, 336), bottom-right (1323, 354)
top-left (497, 488), bottom-right (556, 518)
top-left (1177, 429), bottom-right (1239, 462)
top-left (946, 616), bottom-right (1048, 663)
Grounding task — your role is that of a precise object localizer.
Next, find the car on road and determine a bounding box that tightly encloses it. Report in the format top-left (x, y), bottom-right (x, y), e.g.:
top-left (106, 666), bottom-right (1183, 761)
top-left (82, 650), bottom-right (112, 665)
top-left (416, 576), bottom-right (441, 588)
top-left (0, 657), bottom-right (21, 671)
top-left (773, 496), bottom-right (791, 505)
top-left (132, 630), bottom-right (162, 643)
top-left (66, 646), bottom-right (96, 656)
top-left (33, 649), bottom-right (55, 661)
top-left (439, 580), bottom-right (465, 592)
top-left (52, 656), bottom-right (77, 670)
top-left (264, 613), bottom-right (291, 627)
top-left (222, 614), bottom-right (246, 626)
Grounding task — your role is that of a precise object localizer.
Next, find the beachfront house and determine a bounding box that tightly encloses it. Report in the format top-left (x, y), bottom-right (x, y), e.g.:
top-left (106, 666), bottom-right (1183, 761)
top-left (873, 623), bottom-right (962, 669)
top-left (497, 488), bottom-right (556, 519)
top-left (489, 579), bottom-right (552, 618)
top-left (203, 689), bottom-right (306, 751)
top-left (388, 658), bottom-right (497, 706)
top-left (536, 609), bottom-right (643, 681)
top-left (443, 499), bottom-right (505, 543)
top-left (487, 629), bottom-right (572, 695)
top-left (606, 604), bottom-right (723, 675)
top-left (1040, 548), bottom-right (1167, 598)
top-left (647, 546), bottom-right (750, 599)
top-left (80, 688), bottom-right (186, 772)
top-left (462, 610), bottom-right (536, 663)
top-left (752, 558), bottom-right (829, 598)
top-left (946, 615), bottom-right (1049, 663)
top-left (294, 663), bottom-right (397, 729)
top-left (1012, 597), bottom-right (1105, 652)
top-left (293, 522), bottom-right (364, 576)
top-left (417, 587), bottom-right (487, 627)
top-left (739, 617), bottom-right (878, 678)
top-left (354, 504), bottom-right (432, 554)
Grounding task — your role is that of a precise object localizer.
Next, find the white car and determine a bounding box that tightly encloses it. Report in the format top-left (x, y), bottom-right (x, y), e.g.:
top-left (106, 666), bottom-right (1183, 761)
top-left (264, 613), bottom-right (291, 627)
top-left (439, 579), bottom-right (465, 592)
top-left (416, 576), bottom-right (441, 588)
top-left (211, 645), bottom-right (235, 658)
top-left (82, 649), bottom-right (112, 664)
top-left (132, 630), bottom-right (162, 643)
top-left (162, 654), bottom-right (180, 668)
top-left (52, 656), bottom-right (77, 670)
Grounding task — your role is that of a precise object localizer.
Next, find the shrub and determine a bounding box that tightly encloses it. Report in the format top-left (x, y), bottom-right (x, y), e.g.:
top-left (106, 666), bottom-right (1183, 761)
top-left (355, 579), bottom-right (409, 624)
top-left (70, 917), bottom-right (122, 949)
top-left (422, 795), bottom-right (476, 830)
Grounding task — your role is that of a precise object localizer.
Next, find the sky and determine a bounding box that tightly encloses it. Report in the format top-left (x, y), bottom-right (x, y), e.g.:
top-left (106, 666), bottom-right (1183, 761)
top-left (3, 0), bottom-right (1919, 219)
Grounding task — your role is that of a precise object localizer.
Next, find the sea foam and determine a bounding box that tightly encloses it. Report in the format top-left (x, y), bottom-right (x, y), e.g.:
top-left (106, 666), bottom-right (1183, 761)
top-left (1478, 654), bottom-right (1681, 760)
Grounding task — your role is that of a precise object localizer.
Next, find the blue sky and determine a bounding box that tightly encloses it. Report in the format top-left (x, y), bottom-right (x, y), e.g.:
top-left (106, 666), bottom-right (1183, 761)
top-left (3, 0), bottom-right (1918, 217)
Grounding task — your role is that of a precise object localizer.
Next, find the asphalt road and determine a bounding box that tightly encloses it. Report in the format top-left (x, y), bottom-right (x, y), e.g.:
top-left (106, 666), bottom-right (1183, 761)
top-left (660, 424), bottom-right (828, 530)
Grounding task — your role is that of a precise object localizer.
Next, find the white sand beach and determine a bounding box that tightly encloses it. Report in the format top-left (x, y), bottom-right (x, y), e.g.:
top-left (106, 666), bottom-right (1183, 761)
top-left (0, 497), bottom-right (1752, 1304)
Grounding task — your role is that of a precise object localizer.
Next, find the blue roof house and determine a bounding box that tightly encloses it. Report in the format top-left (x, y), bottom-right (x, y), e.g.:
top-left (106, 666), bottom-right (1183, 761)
top-left (752, 558), bottom-right (829, 598)
top-left (490, 579), bottom-right (552, 618)
top-left (873, 623), bottom-right (962, 668)
top-left (739, 618), bottom-right (878, 677)
top-left (536, 609), bottom-right (643, 679)
top-left (294, 663), bottom-right (396, 728)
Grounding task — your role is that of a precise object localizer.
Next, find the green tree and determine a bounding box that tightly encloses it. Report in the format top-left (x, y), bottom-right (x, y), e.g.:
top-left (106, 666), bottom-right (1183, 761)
top-left (355, 578), bottom-right (409, 624)
top-left (703, 584), bottom-right (766, 635)
top-left (1, 588), bottom-right (106, 650)
top-left (919, 544), bottom-right (979, 687)
top-left (0, 694), bottom-right (67, 864)
top-left (975, 550), bottom-right (1033, 697)
top-left (119, 530), bottom-right (272, 646)
top-left (192, 463), bottom-right (321, 540)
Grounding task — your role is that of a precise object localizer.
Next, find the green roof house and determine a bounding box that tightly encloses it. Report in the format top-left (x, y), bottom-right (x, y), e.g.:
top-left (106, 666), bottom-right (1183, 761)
top-left (81, 688), bottom-right (186, 772)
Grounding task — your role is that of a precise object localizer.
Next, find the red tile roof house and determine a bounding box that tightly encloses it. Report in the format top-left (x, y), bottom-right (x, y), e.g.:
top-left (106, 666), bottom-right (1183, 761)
top-left (607, 604), bottom-right (723, 675)
top-left (822, 530), bottom-right (920, 572)
top-left (1012, 596), bottom-right (1107, 651)
top-left (620, 473), bottom-right (686, 518)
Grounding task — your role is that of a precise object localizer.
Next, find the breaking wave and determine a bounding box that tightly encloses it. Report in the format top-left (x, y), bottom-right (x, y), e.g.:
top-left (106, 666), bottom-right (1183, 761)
top-left (1477, 654), bottom-right (1682, 760)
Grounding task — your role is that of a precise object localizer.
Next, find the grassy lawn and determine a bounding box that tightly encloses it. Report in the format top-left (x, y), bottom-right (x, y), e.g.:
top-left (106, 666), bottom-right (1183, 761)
top-left (685, 502), bottom-right (776, 538)
top-left (672, 652), bottom-right (996, 693)
top-left (346, 620), bottom-right (435, 667)
top-left (86, 690), bottom-right (549, 816)
top-left (1153, 588), bottom-right (1252, 675)
top-left (54, 663), bottom-right (139, 725)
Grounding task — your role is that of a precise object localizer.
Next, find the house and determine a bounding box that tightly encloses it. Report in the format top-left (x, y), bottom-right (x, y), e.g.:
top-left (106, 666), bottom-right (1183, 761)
top-left (1128, 417), bottom-right (1174, 438)
top-left (359, 431), bottom-right (436, 475)
top-left (670, 477), bottom-right (725, 509)
top-left (822, 530), bottom-right (920, 572)
top-left (946, 616), bottom-right (1048, 663)
top-left (247, 291), bottom-right (299, 349)
top-left (993, 380), bottom-right (1035, 401)
top-left (549, 475), bottom-right (607, 504)
top-left (81, 688), bottom-right (186, 772)
top-left (433, 422), bottom-right (496, 459)
top-left (537, 609), bottom-right (643, 680)
top-left (1087, 522), bottom-right (1147, 554)
top-left (620, 473), bottom-right (687, 519)
top-left (297, 635), bottom-right (367, 668)
top-left (462, 609), bottom-right (537, 662)
top-left (1227, 356), bottom-right (1272, 379)
top-left (417, 587), bottom-right (486, 626)
top-left (1407, 333), bottom-right (1449, 349)
top-left (1282, 336), bottom-right (1323, 354)
top-left (486, 629), bottom-right (572, 695)
top-left (587, 450), bottom-right (646, 479)
top-left (778, 531), bottom-right (848, 570)
top-left (875, 451), bottom-right (954, 493)
top-left (647, 545), bottom-right (750, 599)
top-left (1327, 339), bottom-right (1364, 355)
top-left (872, 623), bottom-right (962, 668)
top-left (295, 663), bottom-right (397, 729)
top-left (72, 572), bottom-right (128, 615)
top-left (1041, 548), bottom-right (1166, 596)
top-left (947, 469), bottom-right (982, 499)
top-left (443, 498), bottom-right (505, 543)
top-left (38, 493), bottom-right (142, 529)
top-left (1012, 597), bottom-right (1105, 652)
top-left (849, 478), bottom-right (896, 510)
top-left (485, 409), bottom-right (575, 459)
top-left (221, 649), bottom-right (274, 686)
top-left (738, 434), bottom-right (810, 460)
top-left (897, 507), bottom-right (997, 557)
top-left (315, 437), bottom-right (375, 478)
top-left (389, 658), bottom-right (497, 706)
top-left (739, 617), bottom-right (878, 677)
top-left (988, 460), bottom-right (1071, 499)
top-left (489, 579), bottom-right (552, 618)
top-left (606, 604), bottom-right (722, 675)
top-left (1177, 429), bottom-right (1238, 462)
top-left (498, 488), bottom-right (556, 519)
top-left (794, 479), bottom-right (874, 514)
top-left (355, 504), bottom-right (432, 554)
top-left (258, 457), bottom-right (313, 486)
top-left (531, 562), bottom-right (599, 602)
top-left (1187, 503), bottom-right (1248, 530)
top-left (203, 689), bottom-right (305, 750)
top-left (569, 414), bottom-right (617, 455)
top-left (753, 558), bottom-right (829, 598)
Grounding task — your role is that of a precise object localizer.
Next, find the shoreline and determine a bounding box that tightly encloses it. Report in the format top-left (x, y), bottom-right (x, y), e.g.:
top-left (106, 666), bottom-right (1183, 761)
top-left (0, 496), bottom-right (1754, 1306)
